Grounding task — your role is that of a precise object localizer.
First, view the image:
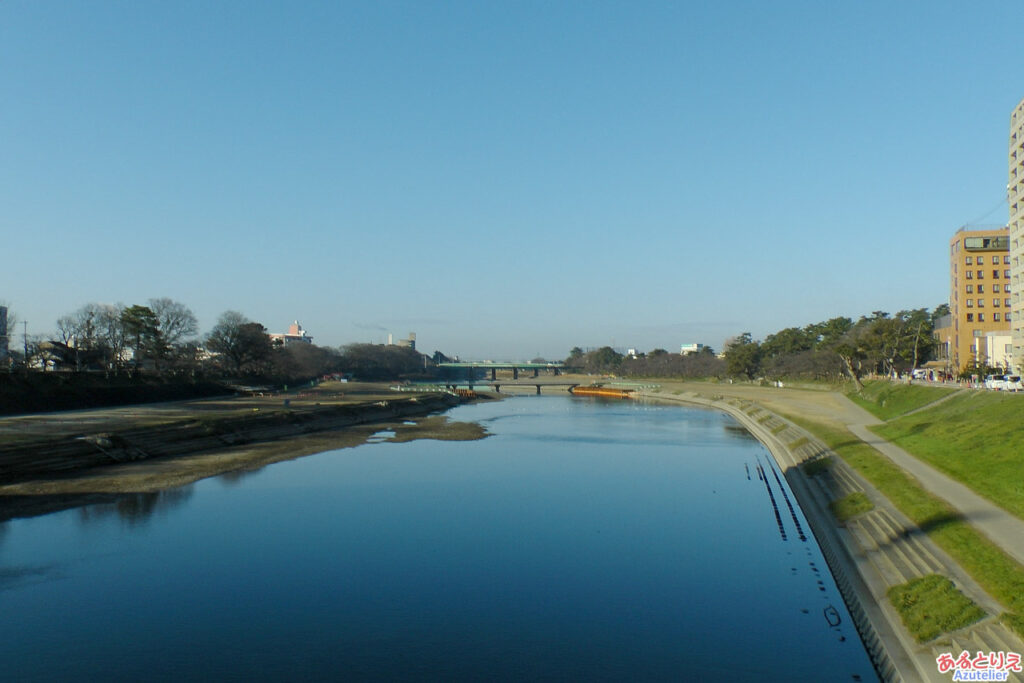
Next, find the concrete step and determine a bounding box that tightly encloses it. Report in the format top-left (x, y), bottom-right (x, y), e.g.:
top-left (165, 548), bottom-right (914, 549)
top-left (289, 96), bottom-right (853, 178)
top-left (865, 545), bottom-right (913, 586)
top-left (845, 518), bottom-right (878, 552)
top-left (872, 512), bottom-right (940, 577)
top-left (830, 465), bottom-right (866, 496)
top-left (859, 514), bottom-right (925, 583)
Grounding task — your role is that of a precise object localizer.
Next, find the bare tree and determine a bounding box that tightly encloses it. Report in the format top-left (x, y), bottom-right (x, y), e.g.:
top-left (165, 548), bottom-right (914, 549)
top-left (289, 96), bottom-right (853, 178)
top-left (96, 304), bottom-right (128, 372)
top-left (148, 298), bottom-right (198, 348)
top-left (206, 311), bottom-right (273, 374)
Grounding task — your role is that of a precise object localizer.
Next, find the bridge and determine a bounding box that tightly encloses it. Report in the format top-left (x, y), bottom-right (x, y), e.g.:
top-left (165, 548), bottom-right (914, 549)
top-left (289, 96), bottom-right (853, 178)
top-left (438, 361), bottom-right (566, 380)
top-left (459, 381), bottom-right (579, 395)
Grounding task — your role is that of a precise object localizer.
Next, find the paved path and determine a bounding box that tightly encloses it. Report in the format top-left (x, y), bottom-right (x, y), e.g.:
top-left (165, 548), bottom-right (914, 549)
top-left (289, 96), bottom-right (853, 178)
top-left (660, 382), bottom-right (1024, 566)
top-left (838, 393), bottom-right (1024, 567)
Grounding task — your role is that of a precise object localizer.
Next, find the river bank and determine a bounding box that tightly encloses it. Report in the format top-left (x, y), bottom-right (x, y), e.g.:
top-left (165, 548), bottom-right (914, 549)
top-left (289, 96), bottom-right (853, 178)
top-left (636, 381), bottom-right (1024, 682)
top-left (0, 387), bottom-right (490, 522)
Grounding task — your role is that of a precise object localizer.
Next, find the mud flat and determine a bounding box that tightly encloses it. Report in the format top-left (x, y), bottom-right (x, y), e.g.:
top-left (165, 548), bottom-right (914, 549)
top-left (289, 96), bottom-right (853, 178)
top-left (0, 393), bottom-right (489, 522)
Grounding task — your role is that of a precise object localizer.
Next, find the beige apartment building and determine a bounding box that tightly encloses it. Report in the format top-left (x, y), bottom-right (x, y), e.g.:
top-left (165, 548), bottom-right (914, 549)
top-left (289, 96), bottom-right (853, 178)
top-left (937, 227), bottom-right (1011, 373)
top-left (1008, 97), bottom-right (1024, 373)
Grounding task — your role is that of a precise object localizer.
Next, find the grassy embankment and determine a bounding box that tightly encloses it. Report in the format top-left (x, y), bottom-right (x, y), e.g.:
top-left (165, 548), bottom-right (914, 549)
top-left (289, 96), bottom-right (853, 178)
top-left (829, 492), bottom-right (873, 522)
top-left (846, 380), bottom-right (956, 421)
top-left (872, 389), bottom-right (1024, 520)
top-left (780, 380), bottom-right (1024, 639)
top-left (888, 575), bottom-right (986, 642)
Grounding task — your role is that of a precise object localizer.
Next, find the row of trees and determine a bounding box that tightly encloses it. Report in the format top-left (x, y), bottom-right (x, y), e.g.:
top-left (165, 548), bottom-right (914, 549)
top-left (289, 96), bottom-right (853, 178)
top-left (5, 300), bottom-right (440, 383)
top-left (565, 345), bottom-right (724, 378)
top-left (723, 306), bottom-right (948, 387)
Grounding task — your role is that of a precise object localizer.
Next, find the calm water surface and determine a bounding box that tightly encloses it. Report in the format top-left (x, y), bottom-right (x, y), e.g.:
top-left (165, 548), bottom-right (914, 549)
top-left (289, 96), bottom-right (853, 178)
top-left (0, 397), bottom-right (876, 681)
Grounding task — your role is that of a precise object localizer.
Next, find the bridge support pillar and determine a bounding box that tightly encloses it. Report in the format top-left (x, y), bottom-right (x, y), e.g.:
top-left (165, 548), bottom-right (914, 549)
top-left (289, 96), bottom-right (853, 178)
top-left (513, 368), bottom-right (519, 379)
top-left (491, 368), bottom-right (496, 381)
top-left (533, 368), bottom-right (539, 378)
top-left (536, 385), bottom-right (541, 395)
top-left (554, 368), bottom-right (561, 376)
top-left (494, 384), bottom-right (501, 393)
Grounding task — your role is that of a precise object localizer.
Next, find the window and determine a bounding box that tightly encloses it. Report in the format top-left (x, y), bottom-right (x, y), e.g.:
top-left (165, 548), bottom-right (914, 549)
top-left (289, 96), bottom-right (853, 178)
top-left (966, 299), bottom-right (974, 307)
top-left (994, 284), bottom-right (1001, 293)
top-left (967, 313), bottom-right (974, 322)
top-left (1005, 255), bottom-right (1011, 265)
top-left (1006, 298), bottom-right (1012, 307)
top-left (966, 270), bottom-right (973, 279)
top-left (994, 270), bottom-right (1001, 278)
top-left (970, 344), bottom-right (977, 352)
top-left (978, 284), bottom-right (985, 293)
top-left (994, 298), bottom-right (1001, 307)
top-left (1005, 269), bottom-right (1011, 278)
top-left (978, 313), bottom-right (985, 322)
top-left (978, 270), bottom-right (985, 279)
top-left (995, 312), bottom-right (1002, 321)
top-left (978, 299), bottom-right (985, 307)
top-left (966, 285), bottom-right (974, 293)
top-left (966, 256), bottom-right (973, 265)
top-left (994, 255), bottom-right (1001, 265)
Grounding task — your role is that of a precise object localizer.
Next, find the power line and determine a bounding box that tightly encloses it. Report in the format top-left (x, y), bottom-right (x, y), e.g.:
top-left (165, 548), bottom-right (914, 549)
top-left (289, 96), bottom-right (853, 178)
top-left (966, 197), bottom-right (1008, 226)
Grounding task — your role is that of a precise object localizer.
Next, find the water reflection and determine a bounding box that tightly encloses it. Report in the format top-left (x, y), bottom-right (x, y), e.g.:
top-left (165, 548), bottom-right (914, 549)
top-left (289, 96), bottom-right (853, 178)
top-left (723, 422), bottom-right (758, 441)
top-left (0, 396), bottom-right (876, 681)
top-left (76, 486), bottom-right (194, 527)
top-left (0, 563), bottom-right (61, 591)
top-left (217, 467), bottom-right (263, 487)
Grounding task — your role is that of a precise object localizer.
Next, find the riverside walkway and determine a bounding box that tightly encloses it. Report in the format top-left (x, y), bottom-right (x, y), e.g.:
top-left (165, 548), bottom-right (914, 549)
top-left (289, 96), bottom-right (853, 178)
top-left (666, 381), bottom-right (1024, 568)
top-left (843, 398), bottom-right (1024, 567)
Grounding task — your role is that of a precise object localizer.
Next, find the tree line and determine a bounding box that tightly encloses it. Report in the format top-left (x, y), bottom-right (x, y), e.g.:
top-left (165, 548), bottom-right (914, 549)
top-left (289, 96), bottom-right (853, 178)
top-left (564, 345), bottom-right (725, 378)
top-left (722, 306), bottom-right (950, 388)
top-left (4, 300), bottom-right (440, 383)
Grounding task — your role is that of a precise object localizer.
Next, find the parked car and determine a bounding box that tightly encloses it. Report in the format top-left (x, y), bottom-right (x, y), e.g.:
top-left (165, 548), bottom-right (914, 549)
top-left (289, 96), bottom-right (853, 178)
top-left (984, 375), bottom-right (1008, 390)
top-left (1005, 376), bottom-right (1023, 392)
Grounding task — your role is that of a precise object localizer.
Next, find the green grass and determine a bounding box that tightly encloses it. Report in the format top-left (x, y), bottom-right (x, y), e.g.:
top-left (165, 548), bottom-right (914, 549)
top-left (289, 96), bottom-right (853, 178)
top-left (872, 390), bottom-right (1024, 520)
top-left (830, 492), bottom-right (874, 522)
top-left (887, 574), bottom-right (986, 642)
top-left (846, 380), bottom-right (958, 420)
top-left (781, 413), bottom-right (1024, 639)
top-left (801, 455), bottom-right (832, 476)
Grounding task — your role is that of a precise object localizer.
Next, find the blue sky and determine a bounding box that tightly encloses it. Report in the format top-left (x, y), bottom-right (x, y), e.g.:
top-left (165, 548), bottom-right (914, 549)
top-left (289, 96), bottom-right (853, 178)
top-left (2, 1), bottom-right (1020, 360)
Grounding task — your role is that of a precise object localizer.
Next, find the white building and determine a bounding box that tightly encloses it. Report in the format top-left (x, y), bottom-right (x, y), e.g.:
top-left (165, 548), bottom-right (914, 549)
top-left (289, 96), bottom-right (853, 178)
top-left (1007, 96), bottom-right (1024, 372)
top-left (270, 321), bottom-right (313, 347)
top-left (680, 343), bottom-right (705, 355)
top-left (980, 332), bottom-right (1014, 371)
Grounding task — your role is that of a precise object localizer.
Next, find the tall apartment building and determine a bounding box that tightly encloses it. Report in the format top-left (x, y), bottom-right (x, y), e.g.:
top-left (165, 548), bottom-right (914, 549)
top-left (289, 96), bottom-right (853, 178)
top-left (1008, 97), bottom-right (1024, 373)
top-left (942, 227), bottom-right (1011, 372)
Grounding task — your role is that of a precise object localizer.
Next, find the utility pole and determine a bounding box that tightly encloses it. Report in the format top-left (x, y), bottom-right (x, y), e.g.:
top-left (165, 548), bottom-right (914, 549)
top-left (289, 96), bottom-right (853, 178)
top-left (23, 320), bottom-right (29, 376)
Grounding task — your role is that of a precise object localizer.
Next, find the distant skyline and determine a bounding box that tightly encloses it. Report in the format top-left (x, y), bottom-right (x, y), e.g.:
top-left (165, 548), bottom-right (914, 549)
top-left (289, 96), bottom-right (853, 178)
top-left (2, 2), bottom-right (1021, 360)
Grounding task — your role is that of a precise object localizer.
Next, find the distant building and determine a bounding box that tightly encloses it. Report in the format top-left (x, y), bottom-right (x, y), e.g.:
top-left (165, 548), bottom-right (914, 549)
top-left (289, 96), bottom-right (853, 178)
top-left (947, 227), bottom-right (1010, 372)
top-left (270, 321), bottom-right (313, 347)
top-left (389, 332), bottom-right (416, 350)
top-left (680, 343), bottom-right (705, 355)
top-left (1008, 96), bottom-right (1024, 372)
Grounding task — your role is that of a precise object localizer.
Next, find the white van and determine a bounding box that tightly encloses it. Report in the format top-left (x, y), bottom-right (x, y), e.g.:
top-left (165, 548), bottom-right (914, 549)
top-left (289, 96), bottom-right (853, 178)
top-left (984, 375), bottom-right (1008, 390)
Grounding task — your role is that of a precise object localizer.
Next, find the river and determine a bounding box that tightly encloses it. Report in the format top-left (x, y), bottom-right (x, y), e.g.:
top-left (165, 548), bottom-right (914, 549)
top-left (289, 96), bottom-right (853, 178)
top-left (0, 396), bottom-right (876, 681)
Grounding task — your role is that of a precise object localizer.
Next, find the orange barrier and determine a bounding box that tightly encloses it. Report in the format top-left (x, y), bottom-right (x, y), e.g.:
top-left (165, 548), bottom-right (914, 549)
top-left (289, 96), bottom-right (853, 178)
top-left (569, 386), bottom-right (634, 399)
